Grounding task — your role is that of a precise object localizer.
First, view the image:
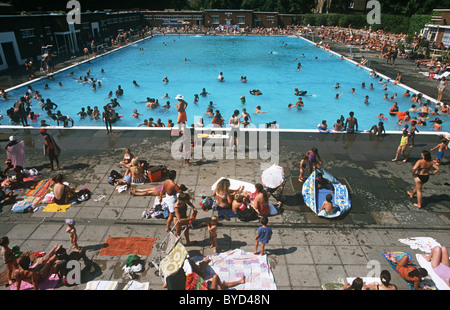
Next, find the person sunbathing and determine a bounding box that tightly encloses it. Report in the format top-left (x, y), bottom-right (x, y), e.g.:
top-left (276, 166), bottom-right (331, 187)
top-left (421, 246), bottom-right (450, 287)
top-left (130, 184), bottom-right (187, 196)
top-left (14, 244), bottom-right (61, 290)
top-left (396, 253), bottom-right (430, 290)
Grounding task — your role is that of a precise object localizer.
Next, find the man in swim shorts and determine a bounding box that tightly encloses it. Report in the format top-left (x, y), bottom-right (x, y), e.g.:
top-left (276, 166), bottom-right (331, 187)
top-left (176, 94), bottom-right (188, 131)
top-left (159, 170), bottom-right (183, 232)
top-left (344, 111), bottom-right (358, 133)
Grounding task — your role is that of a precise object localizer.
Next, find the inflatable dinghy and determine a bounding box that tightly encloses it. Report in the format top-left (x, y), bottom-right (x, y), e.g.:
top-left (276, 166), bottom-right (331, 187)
top-left (302, 169), bottom-right (351, 218)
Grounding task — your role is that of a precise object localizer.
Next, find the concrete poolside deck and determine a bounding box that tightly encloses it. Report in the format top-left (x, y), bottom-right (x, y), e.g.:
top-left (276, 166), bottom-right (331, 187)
top-left (0, 128), bottom-right (448, 291)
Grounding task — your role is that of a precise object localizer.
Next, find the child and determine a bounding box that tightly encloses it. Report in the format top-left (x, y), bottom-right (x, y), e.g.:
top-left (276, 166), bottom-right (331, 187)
top-left (298, 154), bottom-right (308, 182)
top-left (254, 217), bottom-right (272, 256)
top-left (430, 138), bottom-right (449, 165)
top-left (65, 219), bottom-right (79, 250)
top-left (409, 120), bottom-right (419, 148)
top-left (319, 194), bottom-right (336, 215)
top-left (392, 129), bottom-right (409, 162)
top-left (0, 236), bottom-right (19, 285)
top-left (200, 216), bottom-right (218, 253)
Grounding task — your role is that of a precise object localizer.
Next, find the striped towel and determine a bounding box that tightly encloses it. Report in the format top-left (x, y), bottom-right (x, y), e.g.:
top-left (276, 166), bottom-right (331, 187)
top-left (24, 179), bottom-right (54, 197)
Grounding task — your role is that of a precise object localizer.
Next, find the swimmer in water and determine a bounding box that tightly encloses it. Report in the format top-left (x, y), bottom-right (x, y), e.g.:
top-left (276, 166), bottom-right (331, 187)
top-left (200, 88), bottom-right (210, 96)
top-left (132, 109), bottom-right (142, 118)
top-left (133, 80), bottom-right (139, 87)
top-left (255, 106), bottom-right (268, 114)
top-left (335, 92), bottom-right (343, 99)
top-left (162, 76), bottom-right (169, 83)
top-left (218, 72), bottom-right (224, 82)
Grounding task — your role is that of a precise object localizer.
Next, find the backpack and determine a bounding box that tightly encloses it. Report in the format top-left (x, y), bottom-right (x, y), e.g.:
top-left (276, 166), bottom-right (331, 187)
top-left (76, 188), bottom-right (91, 202)
top-left (238, 206), bottom-right (259, 222)
top-left (199, 196), bottom-right (214, 212)
top-left (108, 170), bottom-right (122, 185)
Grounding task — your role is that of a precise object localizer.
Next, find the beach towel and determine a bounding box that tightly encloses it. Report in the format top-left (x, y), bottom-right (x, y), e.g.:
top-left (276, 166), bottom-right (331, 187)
top-left (42, 202), bottom-right (72, 212)
top-left (85, 280), bottom-right (118, 290)
top-left (11, 197), bottom-right (35, 213)
top-left (9, 273), bottom-right (59, 291)
top-left (99, 236), bottom-right (156, 256)
top-left (185, 272), bottom-right (209, 290)
top-left (202, 249), bottom-right (276, 290)
top-left (416, 254), bottom-right (450, 290)
top-left (321, 278), bottom-right (345, 290)
top-left (399, 237), bottom-right (441, 254)
top-left (123, 280), bottom-right (149, 290)
top-left (6, 140), bottom-right (25, 169)
top-left (382, 251), bottom-right (437, 290)
top-left (159, 242), bottom-right (188, 278)
top-left (24, 179), bottom-right (54, 198)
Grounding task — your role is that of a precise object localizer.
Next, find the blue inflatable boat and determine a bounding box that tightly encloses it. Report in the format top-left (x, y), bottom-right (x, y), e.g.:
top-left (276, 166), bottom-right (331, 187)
top-left (301, 169), bottom-right (351, 218)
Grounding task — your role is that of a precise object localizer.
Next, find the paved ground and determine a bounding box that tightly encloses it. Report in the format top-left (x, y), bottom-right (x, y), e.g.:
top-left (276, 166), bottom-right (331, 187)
top-left (0, 128), bottom-right (448, 292)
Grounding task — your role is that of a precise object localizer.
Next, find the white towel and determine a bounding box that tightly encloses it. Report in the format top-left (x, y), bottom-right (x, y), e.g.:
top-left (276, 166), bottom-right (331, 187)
top-left (398, 237), bottom-right (441, 254)
top-left (416, 254), bottom-right (450, 290)
top-left (123, 280), bottom-right (149, 290)
top-left (84, 280), bottom-right (118, 290)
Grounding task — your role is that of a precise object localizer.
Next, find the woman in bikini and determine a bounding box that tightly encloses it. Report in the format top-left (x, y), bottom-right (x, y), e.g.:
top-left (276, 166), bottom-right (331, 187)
top-left (119, 148), bottom-right (134, 167)
top-left (407, 150), bottom-right (440, 209)
top-left (250, 183), bottom-right (270, 217)
top-left (212, 178), bottom-right (242, 210)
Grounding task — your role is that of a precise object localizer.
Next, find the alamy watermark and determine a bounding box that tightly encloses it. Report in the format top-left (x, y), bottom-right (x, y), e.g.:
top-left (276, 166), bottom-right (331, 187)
top-left (66, 0), bottom-right (81, 24)
top-left (171, 120), bottom-right (280, 170)
top-left (366, 0), bottom-right (381, 25)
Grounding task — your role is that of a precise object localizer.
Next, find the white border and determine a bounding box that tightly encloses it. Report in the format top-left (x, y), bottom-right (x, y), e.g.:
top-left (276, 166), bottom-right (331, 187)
top-left (1, 33), bottom-right (448, 135)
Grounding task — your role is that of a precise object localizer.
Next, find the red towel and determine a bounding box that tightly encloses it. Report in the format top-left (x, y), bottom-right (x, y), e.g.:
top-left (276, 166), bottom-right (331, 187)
top-left (99, 236), bottom-right (156, 256)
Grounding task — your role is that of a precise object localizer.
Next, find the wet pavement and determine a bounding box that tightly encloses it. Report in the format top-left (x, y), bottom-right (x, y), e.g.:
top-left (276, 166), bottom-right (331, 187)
top-left (0, 128), bottom-right (449, 291)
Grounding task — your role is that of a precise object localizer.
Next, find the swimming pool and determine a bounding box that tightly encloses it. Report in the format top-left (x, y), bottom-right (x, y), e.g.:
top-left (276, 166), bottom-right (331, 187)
top-left (1, 34), bottom-right (448, 132)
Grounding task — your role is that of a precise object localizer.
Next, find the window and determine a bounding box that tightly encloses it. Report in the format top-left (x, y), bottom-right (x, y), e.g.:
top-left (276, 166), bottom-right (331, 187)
top-left (212, 16), bottom-right (219, 24)
top-left (237, 16), bottom-right (245, 24)
top-left (267, 16), bottom-right (274, 22)
top-left (442, 30), bottom-right (450, 47)
top-left (45, 26), bottom-right (52, 35)
top-left (20, 28), bottom-right (35, 38)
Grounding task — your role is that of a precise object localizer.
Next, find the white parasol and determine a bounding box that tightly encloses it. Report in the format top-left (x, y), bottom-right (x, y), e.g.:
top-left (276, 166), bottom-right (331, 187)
top-left (261, 164), bottom-right (285, 189)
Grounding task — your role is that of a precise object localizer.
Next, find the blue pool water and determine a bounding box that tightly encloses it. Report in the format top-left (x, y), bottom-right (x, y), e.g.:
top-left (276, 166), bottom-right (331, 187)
top-left (1, 35), bottom-right (448, 132)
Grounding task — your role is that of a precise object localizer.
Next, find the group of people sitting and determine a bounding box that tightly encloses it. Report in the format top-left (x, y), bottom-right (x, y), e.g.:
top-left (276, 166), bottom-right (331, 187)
top-left (212, 178), bottom-right (273, 219)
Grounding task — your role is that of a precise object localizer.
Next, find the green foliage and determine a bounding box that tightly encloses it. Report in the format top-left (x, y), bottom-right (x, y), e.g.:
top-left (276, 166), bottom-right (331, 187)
top-left (408, 15), bottom-right (432, 36)
top-left (295, 13), bottom-right (432, 36)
